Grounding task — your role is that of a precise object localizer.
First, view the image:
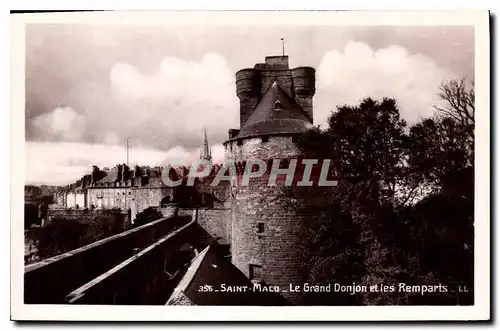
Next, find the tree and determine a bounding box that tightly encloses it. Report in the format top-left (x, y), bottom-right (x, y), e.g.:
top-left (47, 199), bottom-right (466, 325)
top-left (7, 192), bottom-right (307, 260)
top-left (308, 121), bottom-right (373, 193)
top-left (401, 79), bottom-right (475, 304)
top-left (409, 78), bottom-right (474, 197)
top-left (24, 204), bottom-right (39, 229)
top-left (291, 91), bottom-right (474, 305)
top-left (84, 209), bottom-right (128, 242)
top-left (407, 117), bottom-right (473, 196)
top-left (298, 98), bottom-right (418, 207)
top-left (434, 78), bottom-right (474, 146)
top-left (34, 209), bottom-right (129, 260)
top-left (35, 218), bottom-right (87, 259)
top-left (397, 193), bottom-right (474, 305)
top-left (293, 97), bottom-right (412, 304)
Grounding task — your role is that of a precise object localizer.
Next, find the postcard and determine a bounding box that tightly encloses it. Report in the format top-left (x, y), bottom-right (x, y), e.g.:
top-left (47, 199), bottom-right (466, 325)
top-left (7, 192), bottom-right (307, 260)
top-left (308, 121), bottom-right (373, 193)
top-left (10, 10), bottom-right (490, 321)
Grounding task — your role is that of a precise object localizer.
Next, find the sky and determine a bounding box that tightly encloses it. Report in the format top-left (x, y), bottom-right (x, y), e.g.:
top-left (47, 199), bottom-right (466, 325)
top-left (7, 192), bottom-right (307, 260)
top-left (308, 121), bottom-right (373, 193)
top-left (25, 24), bottom-right (474, 185)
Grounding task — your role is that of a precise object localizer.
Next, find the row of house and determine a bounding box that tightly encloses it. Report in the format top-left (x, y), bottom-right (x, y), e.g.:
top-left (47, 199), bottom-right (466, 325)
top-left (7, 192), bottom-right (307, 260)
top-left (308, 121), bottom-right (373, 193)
top-left (53, 164), bottom-right (190, 221)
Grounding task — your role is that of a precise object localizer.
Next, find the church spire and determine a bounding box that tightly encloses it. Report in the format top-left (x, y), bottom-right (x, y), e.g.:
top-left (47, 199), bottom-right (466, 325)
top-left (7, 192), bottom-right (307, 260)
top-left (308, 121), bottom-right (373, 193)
top-left (201, 128), bottom-right (212, 163)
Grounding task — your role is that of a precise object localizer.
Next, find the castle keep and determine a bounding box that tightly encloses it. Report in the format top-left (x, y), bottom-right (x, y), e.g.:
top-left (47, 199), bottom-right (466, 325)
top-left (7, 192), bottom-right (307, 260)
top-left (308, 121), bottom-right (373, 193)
top-left (224, 55), bottom-right (317, 303)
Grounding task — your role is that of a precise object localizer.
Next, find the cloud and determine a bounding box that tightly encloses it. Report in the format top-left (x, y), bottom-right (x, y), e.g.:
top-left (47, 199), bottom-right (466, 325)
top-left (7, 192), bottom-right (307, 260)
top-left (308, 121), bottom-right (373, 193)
top-left (210, 144), bottom-right (225, 164)
top-left (107, 53), bottom-right (239, 148)
top-left (32, 106), bottom-right (86, 141)
top-left (103, 132), bottom-right (120, 145)
top-left (25, 32), bottom-right (471, 185)
top-left (315, 41), bottom-right (456, 126)
top-left (28, 51), bottom-right (239, 151)
top-left (26, 141), bottom-right (226, 185)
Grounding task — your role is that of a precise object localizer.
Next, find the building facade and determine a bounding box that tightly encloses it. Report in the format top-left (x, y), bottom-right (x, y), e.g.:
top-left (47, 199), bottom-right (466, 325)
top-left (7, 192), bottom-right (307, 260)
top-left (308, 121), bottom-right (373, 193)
top-left (85, 164), bottom-right (175, 222)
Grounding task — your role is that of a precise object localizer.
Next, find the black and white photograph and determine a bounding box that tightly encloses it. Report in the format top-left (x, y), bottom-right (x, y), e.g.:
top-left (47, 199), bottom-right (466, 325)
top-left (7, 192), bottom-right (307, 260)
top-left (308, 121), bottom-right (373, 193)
top-left (10, 10), bottom-right (490, 321)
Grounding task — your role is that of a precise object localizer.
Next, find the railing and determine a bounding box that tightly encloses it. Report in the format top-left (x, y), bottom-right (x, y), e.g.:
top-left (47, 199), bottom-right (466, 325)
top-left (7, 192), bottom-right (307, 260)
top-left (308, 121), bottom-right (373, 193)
top-left (24, 215), bottom-right (188, 304)
top-left (65, 221), bottom-right (197, 305)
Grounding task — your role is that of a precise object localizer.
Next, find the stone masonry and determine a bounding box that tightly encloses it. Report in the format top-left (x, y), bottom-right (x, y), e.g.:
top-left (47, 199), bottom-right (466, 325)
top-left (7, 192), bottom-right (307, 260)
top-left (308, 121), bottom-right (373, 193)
top-left (223, 55), bottom-right (317, 304)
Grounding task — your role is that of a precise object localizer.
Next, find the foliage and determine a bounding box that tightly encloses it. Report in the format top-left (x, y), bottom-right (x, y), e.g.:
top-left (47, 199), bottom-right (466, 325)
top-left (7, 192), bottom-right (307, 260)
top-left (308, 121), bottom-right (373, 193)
top-left (34, 209), bottom-right (128, 260)
top-left (434, 78), bottom-right (474, 145)
top-left (291, 80), bottom-right (474, 305)
top-left (24, 204), bottom-right (39, 229)
top-left (84, 209), bottom-right (129, 241)
top-left (408, 117), bottom-right (473, 195)
top-left (34, 218), bottom-right (88, 260)
top-left (133, 207), bottom-right (163, 227)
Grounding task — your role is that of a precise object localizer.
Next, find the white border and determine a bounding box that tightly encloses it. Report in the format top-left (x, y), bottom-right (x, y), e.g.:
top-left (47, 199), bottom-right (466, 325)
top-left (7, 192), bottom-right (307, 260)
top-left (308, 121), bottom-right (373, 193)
top-left (10, 10), bottom-right (490, 321)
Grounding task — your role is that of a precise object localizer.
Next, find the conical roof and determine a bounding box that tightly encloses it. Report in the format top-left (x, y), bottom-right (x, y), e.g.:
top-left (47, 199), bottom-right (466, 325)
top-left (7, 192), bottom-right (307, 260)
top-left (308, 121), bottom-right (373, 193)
top-left (234, 81), bottom-right (313, 140)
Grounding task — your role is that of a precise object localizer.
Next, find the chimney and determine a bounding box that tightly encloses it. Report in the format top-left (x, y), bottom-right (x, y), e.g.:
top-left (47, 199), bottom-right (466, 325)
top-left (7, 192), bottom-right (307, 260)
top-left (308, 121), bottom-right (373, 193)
top-left (117, 164), bottom-right (123, 182)
top-left (122, 164), bottom-right (130, 182)
top-left (91, 165), bottom-right (100, 183)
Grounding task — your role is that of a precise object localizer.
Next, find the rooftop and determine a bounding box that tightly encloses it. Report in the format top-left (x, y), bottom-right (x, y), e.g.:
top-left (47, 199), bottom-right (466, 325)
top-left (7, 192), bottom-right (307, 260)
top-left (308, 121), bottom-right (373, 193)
top-left (231, 81), bottom-right (313, 141)
top-left (166, 245), bottom-right (288, 305)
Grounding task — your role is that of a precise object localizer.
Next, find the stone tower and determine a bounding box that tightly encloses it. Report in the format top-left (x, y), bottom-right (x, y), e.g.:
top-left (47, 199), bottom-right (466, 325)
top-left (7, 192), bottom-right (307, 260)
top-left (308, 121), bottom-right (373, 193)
top-left (224, 55), bottom-right (316, 304)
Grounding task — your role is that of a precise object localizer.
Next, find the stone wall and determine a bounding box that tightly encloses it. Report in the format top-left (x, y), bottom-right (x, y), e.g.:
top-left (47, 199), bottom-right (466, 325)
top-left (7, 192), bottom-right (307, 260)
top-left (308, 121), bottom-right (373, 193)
top-left (230, 176), bottom-right (314, 304)
top-left (224, 135), bottom-right (312, 304)
top-left (64, 221), bottom-right (197, 305)
top-left (177, 208), bottom-right (197, 222)
top-left (225, 135), bottom-right (300, 162)
top-left (158, 205), bottom-right (178, 218)
top-left (46, 208), bottom-right (130, 225)
top-left (25, 216), bottom-right (184, 304)
top-left (197, 208), bottom-right (231, 245)
top-left (131, 186), bottom-right (174, 220)
top-left (133, 187), bottom-right (173, 212)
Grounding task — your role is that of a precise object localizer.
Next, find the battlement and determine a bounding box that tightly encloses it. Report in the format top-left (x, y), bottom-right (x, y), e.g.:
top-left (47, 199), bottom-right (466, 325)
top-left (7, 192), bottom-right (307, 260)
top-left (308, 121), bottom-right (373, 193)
top-left (253, 56), bottom-right (290, 70)
top-left (235, 55), bottom-right (315, 129)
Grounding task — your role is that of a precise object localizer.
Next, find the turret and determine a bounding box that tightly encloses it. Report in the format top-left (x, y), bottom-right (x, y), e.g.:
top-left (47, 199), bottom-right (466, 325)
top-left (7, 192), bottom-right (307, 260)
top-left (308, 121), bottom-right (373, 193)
top-left (236, 68), bottom-right (261, 127)
top-left (234, 56), bottom-right (315, 129)
top-left (292, 67), bottom-right (316, 123)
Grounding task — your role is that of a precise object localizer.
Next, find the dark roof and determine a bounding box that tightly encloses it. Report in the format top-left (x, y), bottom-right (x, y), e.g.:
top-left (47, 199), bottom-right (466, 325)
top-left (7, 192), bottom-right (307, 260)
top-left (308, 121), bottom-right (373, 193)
top-left (96, 170), bottom-right (118, 184)
top-left (140, 176), bottom-right (166, 188)
top-left (232, 81), bottom-right (313, 141)
top-left (72, 185), bottom-right (85, 194)
top-left (166, 245), bottom-right (289, 306)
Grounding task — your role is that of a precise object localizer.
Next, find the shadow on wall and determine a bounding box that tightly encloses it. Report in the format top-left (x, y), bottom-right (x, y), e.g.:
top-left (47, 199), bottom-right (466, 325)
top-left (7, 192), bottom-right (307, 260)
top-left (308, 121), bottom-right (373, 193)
top-left (24, 214), bottom-right (187, 304)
